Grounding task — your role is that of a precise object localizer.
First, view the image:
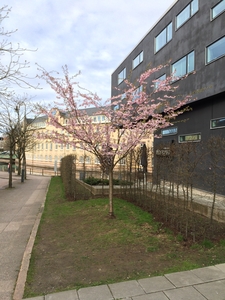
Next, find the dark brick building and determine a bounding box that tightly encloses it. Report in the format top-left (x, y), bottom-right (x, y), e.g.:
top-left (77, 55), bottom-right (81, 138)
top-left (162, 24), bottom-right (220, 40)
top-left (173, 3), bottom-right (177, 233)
top-left (111, 0), bottom-right (225, 193)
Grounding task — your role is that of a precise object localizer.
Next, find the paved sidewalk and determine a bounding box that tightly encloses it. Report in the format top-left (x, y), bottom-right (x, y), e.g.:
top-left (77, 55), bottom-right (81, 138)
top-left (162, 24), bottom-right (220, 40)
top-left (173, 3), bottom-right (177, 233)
top-left (0, 171), bottom-right (50, 300)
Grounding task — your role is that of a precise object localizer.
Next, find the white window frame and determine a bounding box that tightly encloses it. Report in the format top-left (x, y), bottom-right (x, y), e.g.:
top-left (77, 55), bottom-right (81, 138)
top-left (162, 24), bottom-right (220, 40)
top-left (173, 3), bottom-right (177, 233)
top-left (176, 0), bottom-right (199, 29)
top-left (172, 51), bottom-right (195, 80)
top-left (132, 85), bottom-right (143, 101)
top-left (155, 22), bottom-right (172, 53)
top-left (206, 36), bottom-right (225, 64)
top-left (132, 51), bottom-right (143, 69)
top-left (211, 0), bottom-right (225, 19)
top-left (154, 74), bottom-right (166, 90)
top-left (118, 68), bottom-right (126, 85)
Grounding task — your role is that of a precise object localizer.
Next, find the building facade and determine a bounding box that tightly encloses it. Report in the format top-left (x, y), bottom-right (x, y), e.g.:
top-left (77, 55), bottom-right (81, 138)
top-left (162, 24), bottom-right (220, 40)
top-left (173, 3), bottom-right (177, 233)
top-left (25, 107), bottom-right (153, 177)
top-left (111, 0), bottom-right (225, 192)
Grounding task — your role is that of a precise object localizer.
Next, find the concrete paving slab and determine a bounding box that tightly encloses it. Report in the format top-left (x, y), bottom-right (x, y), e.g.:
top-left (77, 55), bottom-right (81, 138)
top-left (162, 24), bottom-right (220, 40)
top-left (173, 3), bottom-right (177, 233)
top-left (165, 270), bottom-right (203, 287)
top-left (4, 221), bottom-right (21, 231)
top-left (133, 292), bottom-right (169, 300)
top-left (215, 263), bottom-right (225, 273)
top-left (108, 280), bottom-right (145, 299)
top-left (45, 289), bottom-right (79, 300)
top-left (164, 286), bottom-right (207, 300)
top-left (195, 279), bottom-right (225, 300)
top-left (0, 222), bottom-right (8, 232)
top-left (0, 279), bottom-right (15, 292)
top-left (78, 285), bottom-right (113, 300)
top-left (138, 276), bottom-right (175, 293)
top-left (191, 266), bottom-right (225, 282)
top-left (0, 291), bottom-right (15, 300)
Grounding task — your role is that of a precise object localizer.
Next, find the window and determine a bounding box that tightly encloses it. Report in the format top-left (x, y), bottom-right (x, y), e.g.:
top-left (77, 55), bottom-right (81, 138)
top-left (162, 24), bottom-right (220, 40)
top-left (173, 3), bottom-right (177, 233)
top-left (133, 85), bottom-right (143, 101)
top-left (85, 156), bottom-right (91, 164)
top-left (79, 156), bottom-right (84, 163)
top-left (95, 157), bottom-right (100, 164)
top-left (113, 104), bottom-right (120, 110)
top-left (210, 117), bottom-right (225, 129)
top-left (206, 36), bottom-right (225, 64)
top-left (176, 0), bottom-right (198, 29)
top-left (119, 158), bottom-right (126, 165)
top-left (154, 74), bottom-right (166, 90)
top-left (211, 0), bottom-right (225, 19)
top-left (132, 51), bottom-right (143, 69)
top-left (118, 68), bottom-right (126, 85)
top-left (155, 23), bottom-right (172, 52)
top-left (172, 51), bottom-right (195, 80)
top-left (178, 132), bottom-right (201, 143)
top-left (161, 127), bottom-right (178, 136)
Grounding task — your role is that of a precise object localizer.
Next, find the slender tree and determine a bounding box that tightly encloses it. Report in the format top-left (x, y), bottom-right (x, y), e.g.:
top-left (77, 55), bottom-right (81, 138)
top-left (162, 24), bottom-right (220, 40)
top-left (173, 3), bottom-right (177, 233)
top-left (38, 65), bottom-right (192, 218)
top-left (0, 95), bottom-right (36, 187)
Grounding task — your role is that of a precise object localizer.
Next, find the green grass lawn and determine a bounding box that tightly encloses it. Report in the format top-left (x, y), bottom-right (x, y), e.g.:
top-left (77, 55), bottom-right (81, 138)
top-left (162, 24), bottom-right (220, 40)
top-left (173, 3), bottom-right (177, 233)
top-left (24, 176), bottom-right (225, 298)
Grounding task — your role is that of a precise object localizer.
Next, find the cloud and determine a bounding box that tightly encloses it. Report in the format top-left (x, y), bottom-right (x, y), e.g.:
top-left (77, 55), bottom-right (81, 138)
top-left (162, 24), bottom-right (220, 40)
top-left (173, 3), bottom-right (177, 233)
top-left (3, 0), bottom-right (176, 104)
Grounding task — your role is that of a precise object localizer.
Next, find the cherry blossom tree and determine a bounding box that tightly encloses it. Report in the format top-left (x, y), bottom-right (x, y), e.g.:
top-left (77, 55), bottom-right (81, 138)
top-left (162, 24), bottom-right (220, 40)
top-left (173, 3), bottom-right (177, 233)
top-left (38, 65), bottom-right (192, 218)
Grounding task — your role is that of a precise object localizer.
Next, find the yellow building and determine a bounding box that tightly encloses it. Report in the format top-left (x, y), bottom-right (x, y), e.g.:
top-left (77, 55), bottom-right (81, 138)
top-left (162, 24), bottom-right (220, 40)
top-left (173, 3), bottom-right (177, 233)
top-left (25, 108), bottom-right (153, 176)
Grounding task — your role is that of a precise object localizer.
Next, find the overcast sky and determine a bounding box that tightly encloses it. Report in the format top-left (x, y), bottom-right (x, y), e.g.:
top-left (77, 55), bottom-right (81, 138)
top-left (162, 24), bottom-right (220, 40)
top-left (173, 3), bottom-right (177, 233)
top-left (4, 0), bottom-right (176, 105)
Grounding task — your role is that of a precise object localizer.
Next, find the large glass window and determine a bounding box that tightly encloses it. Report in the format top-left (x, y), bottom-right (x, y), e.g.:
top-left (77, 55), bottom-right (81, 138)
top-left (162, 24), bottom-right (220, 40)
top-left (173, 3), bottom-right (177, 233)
top-left (210, 117), bottom-right (225, 129)
top-left (133, 51), bottom-right (143, 69)
top-left (154, 74), bottom-right (166, 90)
top-left (206, 36), bottom-right (225, 63)
top-left (161, 127), bottom-right (177, 136)
top-left (211, 0), bottom-right (225, 19)
top-left (172, 51), bottom-right (195, 79)
top-left (178, 132), bottom-right (201, 143)
top-left (132, 85), bottom-right (143, 101)
top-left (155, 22), bottom-right (172, 52)
top-left (176, 0), bottom-right (199, 29)
top-left (118, 68), bottom-right (126, 85)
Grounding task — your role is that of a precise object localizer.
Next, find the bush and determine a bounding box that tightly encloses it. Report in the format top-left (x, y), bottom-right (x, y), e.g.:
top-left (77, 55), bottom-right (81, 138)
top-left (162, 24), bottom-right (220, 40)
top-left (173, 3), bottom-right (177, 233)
top-left (83, 176), bottom-right (133, 186)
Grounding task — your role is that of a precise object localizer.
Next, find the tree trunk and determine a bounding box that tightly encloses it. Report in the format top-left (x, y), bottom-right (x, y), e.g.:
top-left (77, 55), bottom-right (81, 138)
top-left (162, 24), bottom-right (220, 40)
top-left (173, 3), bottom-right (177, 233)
top-left (108, 168), bottom-right (115, 218)
top-left (17, 157), bottom-right (21, 176)
top-left (8, 147), bottom-right (13, 188)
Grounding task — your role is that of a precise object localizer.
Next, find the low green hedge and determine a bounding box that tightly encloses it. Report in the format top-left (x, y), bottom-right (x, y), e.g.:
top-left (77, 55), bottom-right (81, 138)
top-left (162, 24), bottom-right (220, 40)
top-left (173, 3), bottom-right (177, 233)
top-left (84, 176), bottom-right (133, 186)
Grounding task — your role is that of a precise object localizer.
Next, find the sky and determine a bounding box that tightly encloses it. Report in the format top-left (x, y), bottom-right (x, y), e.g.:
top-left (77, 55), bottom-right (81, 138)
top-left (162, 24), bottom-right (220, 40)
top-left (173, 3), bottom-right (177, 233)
top-left (4, 0), bottom-right (176, 105)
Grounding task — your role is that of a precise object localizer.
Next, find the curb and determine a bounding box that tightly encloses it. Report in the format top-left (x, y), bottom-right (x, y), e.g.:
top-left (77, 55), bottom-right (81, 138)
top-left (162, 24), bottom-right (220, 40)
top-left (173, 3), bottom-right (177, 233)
top-left (13, 200), bottom-right (46, 300)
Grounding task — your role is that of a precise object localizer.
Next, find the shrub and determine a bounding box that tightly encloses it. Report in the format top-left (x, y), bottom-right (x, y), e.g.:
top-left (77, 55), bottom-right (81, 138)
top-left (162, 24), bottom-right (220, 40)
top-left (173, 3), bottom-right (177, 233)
top-left (83, 176), bottom-right (133, 186)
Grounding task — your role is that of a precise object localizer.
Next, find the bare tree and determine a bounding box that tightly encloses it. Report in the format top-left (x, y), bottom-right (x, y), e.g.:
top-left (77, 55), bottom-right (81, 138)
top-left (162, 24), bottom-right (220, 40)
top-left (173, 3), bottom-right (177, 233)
top-left (0, 95), bottom-right (36, 187)
top-left (0, 5), bottom-right (38, 95)
top-left (14, 99), bottom-right (37, 179)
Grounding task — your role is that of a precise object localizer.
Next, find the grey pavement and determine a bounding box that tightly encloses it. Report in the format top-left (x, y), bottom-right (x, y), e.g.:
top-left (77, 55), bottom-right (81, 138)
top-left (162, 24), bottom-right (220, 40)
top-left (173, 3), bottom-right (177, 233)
top-left (1, 171), bottom-right (225, 300)
top-left (0, 171), bottom-right (50, 300)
